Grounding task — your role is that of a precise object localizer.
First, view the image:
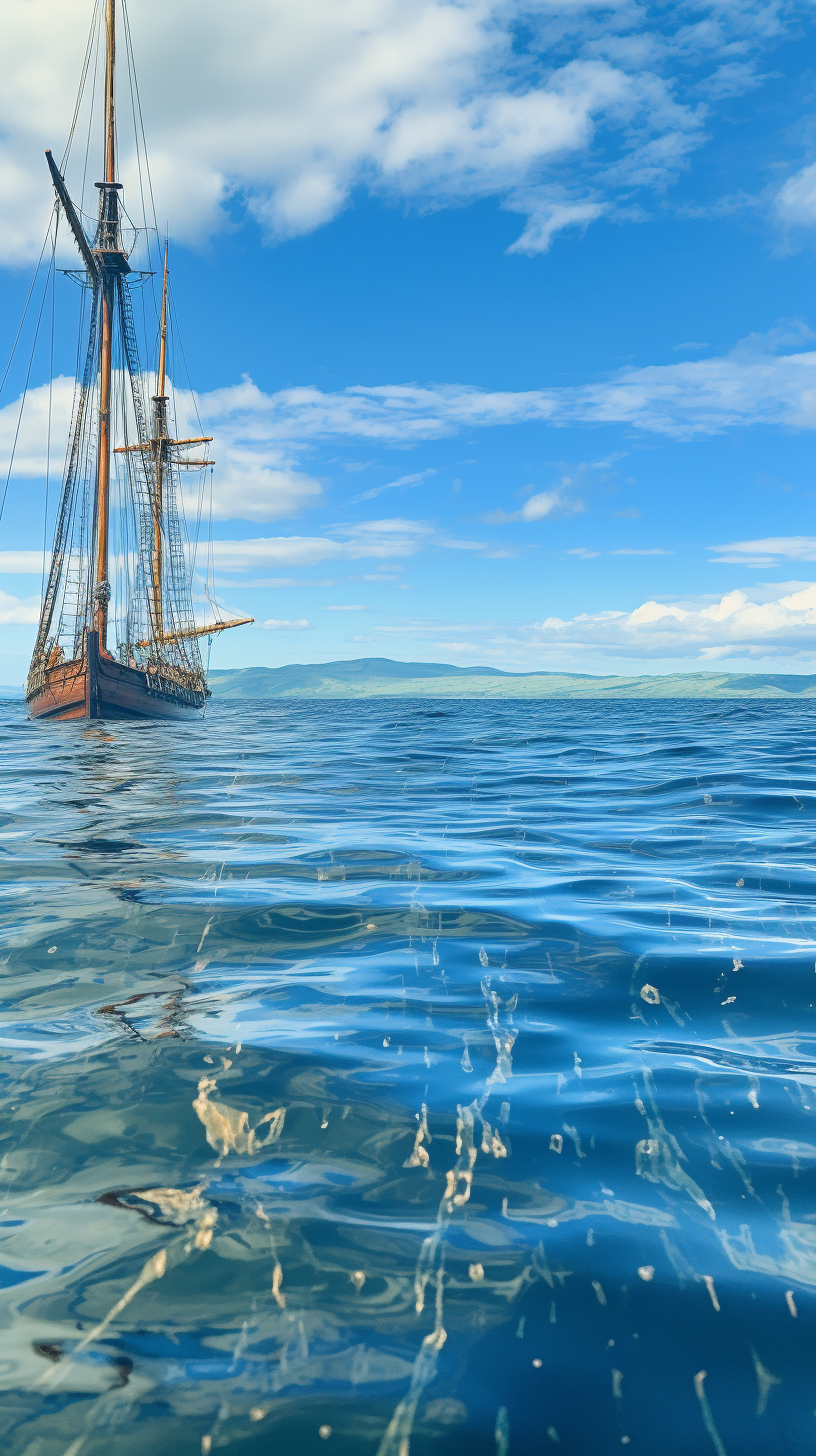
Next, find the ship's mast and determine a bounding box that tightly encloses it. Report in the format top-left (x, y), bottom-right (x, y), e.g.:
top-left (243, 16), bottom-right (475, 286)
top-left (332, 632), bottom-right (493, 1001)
top-left (93, 0), bottom-right (119, 649)
top-left (151, 243), bottom-right (170, 635)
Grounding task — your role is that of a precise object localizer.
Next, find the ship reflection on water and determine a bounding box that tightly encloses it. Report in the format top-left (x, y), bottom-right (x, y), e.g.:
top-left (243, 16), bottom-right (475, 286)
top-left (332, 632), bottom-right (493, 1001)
top-left (0, 697), bottom-right (813, 1454)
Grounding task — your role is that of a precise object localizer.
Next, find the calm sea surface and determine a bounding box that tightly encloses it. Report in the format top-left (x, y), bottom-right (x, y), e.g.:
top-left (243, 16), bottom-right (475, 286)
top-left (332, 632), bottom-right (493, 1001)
top-left (1, 698), bottom-right (814, 1455)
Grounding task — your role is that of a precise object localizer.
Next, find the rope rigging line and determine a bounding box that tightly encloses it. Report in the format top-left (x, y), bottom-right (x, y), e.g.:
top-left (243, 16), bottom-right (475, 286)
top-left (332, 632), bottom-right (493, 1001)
top-left (0, 208), bottom-right (60, 530)
top-left (0, 208), bottom-right (58, 411)
top-left (41, 214), bottom-right (60, 606)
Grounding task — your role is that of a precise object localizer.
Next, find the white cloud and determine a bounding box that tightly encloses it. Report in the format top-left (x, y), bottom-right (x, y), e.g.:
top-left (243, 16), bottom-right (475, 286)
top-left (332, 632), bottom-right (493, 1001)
top-left (209, 518), bottom-right (483, 570)
top-left (259, 618), bottom-right (313, 630)
top-left (506, 200), bottom-right (605, 256)
top-left (187, 452), bottom-right (322, 523)
top-left (0, 0), bottom-right (798, 264)
top-left (708, 536), bottom-right (816, 567)
top-left (349, 469), bottom-right (435, 504)
top-left (0, 378), bottom-right (76, 478)
top-left (482, 488), bottom-right (586, 524)
top-left (775, 163), bottom-right (816, 229)
top-left (194, 334), bottom-right (815, 450)
top-left (532, 583), bottom-right (816, 661)
top-left (0, 550), bottom-right (48, 574)
top-left (0, 588), bottom-right (40, 624)
top-left (3, 330), bottom-right (812, 526)
top-left (373, 581), bottom-right (816, 667)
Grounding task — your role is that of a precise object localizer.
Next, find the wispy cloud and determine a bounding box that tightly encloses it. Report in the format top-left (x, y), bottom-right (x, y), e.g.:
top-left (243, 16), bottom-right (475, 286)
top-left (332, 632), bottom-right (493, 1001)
top-left (774, 163), bottom-right (816, 231)
top-left (259, 618), bottom-right (313, 631)
top-left (325, 603), bottom-right (368, 611)
top-left (610, 547), bottom-right (672, 556)
top-left (195, 330), bottom-right (815, 452)
top-left (209, 518), bottom-right (484, 571)
top-left (355, 583), bottom-right (816, 666)
top-left (348, 469), bottom-right (435, 504)
top-left (4, 332), bottom-right (812, 530)
top-left (708, 536), bottom-right (816, 567)
top-left (0, 551), bottom-right (48, 574)
top-left (481, 489), bottom-right (586, 524)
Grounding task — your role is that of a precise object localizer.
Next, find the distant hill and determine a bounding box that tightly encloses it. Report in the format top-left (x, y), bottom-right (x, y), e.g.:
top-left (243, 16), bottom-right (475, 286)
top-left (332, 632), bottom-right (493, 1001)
top-left (207, 658), bottom-right (816, 699)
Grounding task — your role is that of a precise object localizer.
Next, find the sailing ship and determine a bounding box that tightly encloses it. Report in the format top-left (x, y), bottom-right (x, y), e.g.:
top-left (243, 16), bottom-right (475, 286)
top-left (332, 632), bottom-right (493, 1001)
top-left (26, 0), bottom-right (251, 720)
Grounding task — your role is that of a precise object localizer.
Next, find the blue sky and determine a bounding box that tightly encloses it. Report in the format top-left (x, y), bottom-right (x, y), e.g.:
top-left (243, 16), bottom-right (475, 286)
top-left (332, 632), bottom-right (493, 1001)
top-left (0, 0), bottom-right (814, 681)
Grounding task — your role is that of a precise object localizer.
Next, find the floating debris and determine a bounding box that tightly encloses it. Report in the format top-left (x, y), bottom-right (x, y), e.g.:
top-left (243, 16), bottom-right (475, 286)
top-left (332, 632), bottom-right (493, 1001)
top-left (377, 1267), bottom-right (447, 1455)
top-left (693, 1370), bottom-right (728, 1456)
top-left (592, 1281), bottom-right (607, 1305)
top-left (640, 984), bottom-right (660, 1006)
top-left (468, 1263), bottom-right (485, 1282)
top-left (350, 1270), bottom-right (366, 1291)
top-left (194, 1208), bottom-right (217, 1251)
top-left (550, 1134), bottom-right (563, 1154)
top-left (638, 1265), bottom-right (654, 1281)
top-left (750, 1348), bottom-right (781, 1416)
top-left (272, 1262), bottom-right (286, 1309)
top-left (701, 1275), bottom-right (720, 1311)
top-left (43, 1247), bottom-right (170, 1383)
top-left (495, 1405), bottom-right (510, 1456)
top-left (785, 1290), bottom-right (798, 1318)
top-left (404, 1103), bottom-right (431, 1168)
top-left (319, 1425), bottom-right (332, 1439)
top-left (192, 1076), bottom-right (285, 1165)
top-left (480, 1116), bottom-right (507, 1158)
top-left (635, 1071), bottom-right (715, 1220)
top-left (563, 1124), bottom-right (585, 1158)
top-left (133, 1185), bottom-right (207, 1224)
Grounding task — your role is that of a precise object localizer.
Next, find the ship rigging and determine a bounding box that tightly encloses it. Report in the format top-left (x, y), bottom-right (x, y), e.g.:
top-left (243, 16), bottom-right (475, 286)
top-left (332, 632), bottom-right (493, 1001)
top-left (19, 0), bottom-right (251, 720)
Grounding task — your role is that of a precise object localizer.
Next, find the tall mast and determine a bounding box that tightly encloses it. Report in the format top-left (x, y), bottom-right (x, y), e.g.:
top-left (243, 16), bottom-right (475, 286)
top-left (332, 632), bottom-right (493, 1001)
top-left (151, 243), bottom-right (170, 636)
top-left (93, 0), bottom-right (118, 649)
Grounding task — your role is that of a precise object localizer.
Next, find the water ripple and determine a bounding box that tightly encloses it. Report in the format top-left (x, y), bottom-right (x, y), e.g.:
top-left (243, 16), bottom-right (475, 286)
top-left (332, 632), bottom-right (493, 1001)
top-left (0, 697), bottom-right (813, 1454)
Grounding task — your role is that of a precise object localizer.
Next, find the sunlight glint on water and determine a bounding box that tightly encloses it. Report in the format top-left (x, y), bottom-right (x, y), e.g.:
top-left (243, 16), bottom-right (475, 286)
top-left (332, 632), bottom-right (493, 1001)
top-left (0, 697), bottom-right (813, 1454)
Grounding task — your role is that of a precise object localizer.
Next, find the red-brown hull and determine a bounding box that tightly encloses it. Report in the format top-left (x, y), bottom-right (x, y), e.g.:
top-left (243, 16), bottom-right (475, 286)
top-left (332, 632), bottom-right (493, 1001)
top-left (27, 631), bottom-right (205, 721)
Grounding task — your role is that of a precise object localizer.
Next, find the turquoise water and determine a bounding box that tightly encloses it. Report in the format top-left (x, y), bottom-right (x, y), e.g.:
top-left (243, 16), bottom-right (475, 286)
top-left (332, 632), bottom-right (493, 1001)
top-left (1, 698), bottom-right (814, 1454)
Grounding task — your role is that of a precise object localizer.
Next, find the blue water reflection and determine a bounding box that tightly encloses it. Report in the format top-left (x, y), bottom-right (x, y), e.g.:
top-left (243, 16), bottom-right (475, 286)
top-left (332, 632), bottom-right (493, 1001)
top-left (0, 698), bottom-right (813, 1454)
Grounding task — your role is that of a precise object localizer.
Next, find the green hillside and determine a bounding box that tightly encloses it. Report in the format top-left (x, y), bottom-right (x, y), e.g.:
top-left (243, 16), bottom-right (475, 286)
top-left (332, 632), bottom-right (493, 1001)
top-left (207, 659), bottom-right (816, 699)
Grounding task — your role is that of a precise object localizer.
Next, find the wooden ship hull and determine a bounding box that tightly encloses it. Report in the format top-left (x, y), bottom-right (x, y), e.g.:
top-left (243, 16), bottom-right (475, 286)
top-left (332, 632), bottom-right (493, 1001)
top-left (27, 632), bottom-right (206, 722)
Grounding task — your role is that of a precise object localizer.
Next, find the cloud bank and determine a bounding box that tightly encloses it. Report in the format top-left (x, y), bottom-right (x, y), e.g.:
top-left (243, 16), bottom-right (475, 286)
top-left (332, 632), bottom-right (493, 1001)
top-left (531, 584), bottom-right (816, 662)
top-left (0, 0), bottom-right (807, 264)
top-left (376, 583), bottom-right (816, 666)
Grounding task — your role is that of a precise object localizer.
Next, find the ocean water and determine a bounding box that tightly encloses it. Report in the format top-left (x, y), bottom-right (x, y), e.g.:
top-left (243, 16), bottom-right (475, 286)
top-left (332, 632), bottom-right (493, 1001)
top-left (0, 697), bottom-right (813, 1456)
